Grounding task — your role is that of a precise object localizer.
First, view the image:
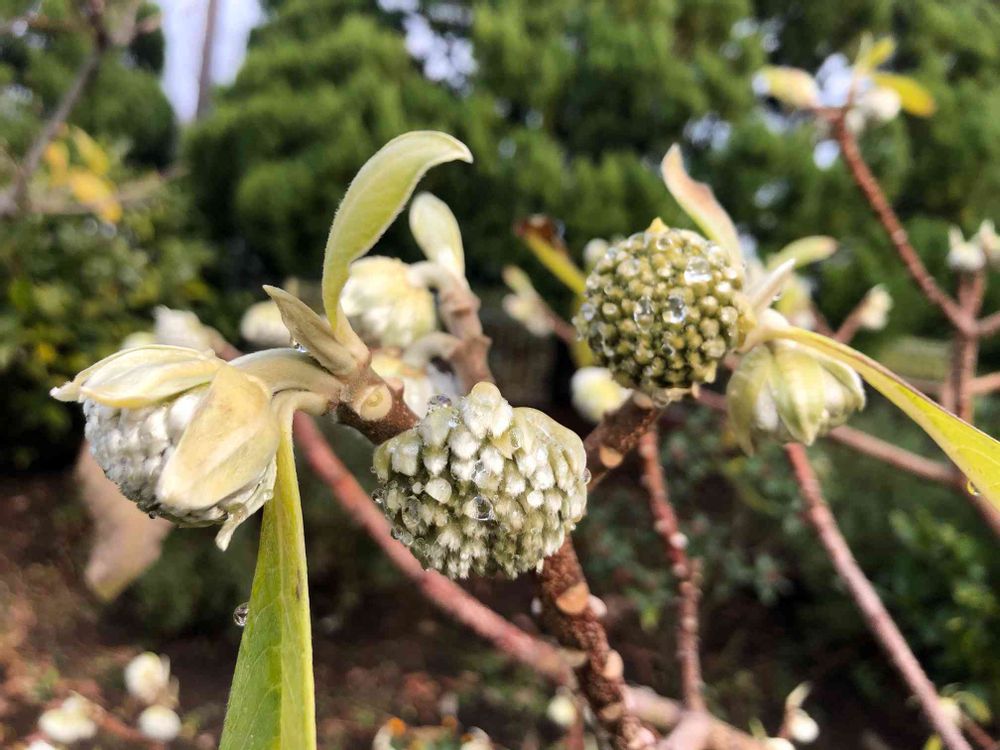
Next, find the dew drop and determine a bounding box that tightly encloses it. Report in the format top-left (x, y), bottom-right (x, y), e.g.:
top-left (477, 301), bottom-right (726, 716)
top-left (470, 495), bottom-right (495, 521)
top-left (663, 294), bottom-right (687, 324)
top-left (683, 257), bottom-right (712, 284)
top-left (428, 394), bottom-right (452, 410)
top-left (148, 512), bottom-right (157, 519)
top-left (966, 479), bottom-right (980, 496)
top-left (372, 488), bottom-right (385, 506)
top-left (233, 602), bottom-right (249, 627)
top-left (618, 258), bottom-right (641, 278)
top-left (579, 302), bottom-right (597, 322)
top-left (581, 468), bottom-right (592, 484)
top-left (633, 296), bottom-right (655, 327)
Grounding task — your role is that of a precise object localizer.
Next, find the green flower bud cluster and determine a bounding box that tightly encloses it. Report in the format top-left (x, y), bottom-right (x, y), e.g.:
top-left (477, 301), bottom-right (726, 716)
top-left (373, 383), bottom-right (589, 579)
top-left (574, 227), bottom-right (754, 393)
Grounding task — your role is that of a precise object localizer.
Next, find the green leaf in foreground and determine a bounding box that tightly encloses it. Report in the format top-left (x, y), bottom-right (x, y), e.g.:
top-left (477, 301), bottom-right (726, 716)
top-left (320, 131), bottom-right (472, 325)
top-left (772, 326), bottom-right (1000, 512)
top-left (220, 431), bottom-right (315, 750)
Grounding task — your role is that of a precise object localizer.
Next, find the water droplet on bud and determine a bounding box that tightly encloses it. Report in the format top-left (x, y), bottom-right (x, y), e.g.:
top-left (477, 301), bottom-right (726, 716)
top-left (664, 294), bottom-right (687, 324)
top-left (469, 495), bottom-right (495, 521)
top-left (684, 257), bottom-right (712, 284)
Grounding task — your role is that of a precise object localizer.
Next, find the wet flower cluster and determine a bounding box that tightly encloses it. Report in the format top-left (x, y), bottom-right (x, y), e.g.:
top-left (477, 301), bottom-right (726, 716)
top-left (574, 227), bottom-right (754, 393)
top-left (373, 383), bottom-right (589, 578)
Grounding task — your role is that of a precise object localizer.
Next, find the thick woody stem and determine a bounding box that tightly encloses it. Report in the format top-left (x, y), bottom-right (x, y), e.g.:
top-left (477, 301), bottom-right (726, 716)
top-left (538, 540), bottom-right (652, 749)
top-left (436, 277), bottom-right (495, 390)
top-left (585, 394), bottom-right (661, 488)
top-left (626, 687), bottom-right (766, 750)
top-left (832, 117), bottom-right (974, 336)
top-left (785, 444), bottom-right (972, 750)
top-left (638, 428), bottom-right (705, 712)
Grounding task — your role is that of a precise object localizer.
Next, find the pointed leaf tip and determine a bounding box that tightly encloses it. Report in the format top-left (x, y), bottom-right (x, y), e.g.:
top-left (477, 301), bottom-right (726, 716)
top-left (320, 131), bottom-right (472, 322)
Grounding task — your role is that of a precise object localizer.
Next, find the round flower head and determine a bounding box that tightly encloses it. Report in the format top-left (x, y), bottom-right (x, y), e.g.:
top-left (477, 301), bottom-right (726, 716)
top-left (372, 382), bottom-right (589, 578)
top-left (340, 256), bottom-right (437, 347)
top-left (52, 346), bottom-right (283, 549)
top-left (124, 652), bottom-right (171, 705)
top-left (38, 694), bottom-right (98, 744)
top-left (138, 705), bottom-right (182, 742)
top-left (727, 341), bottom-right (865, 454)
top-left (575, 226), bottom-right (754, 394)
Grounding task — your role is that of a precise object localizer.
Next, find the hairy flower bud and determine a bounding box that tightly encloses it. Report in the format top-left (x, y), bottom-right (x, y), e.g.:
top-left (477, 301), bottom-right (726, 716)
top-left (38, 694), bottom-right (98, 744)
top-left (125, 652), bottom-right (172, 705)
top-left (341, 257), bottom-right (437, 347)
top-left (570, 367), bottom-right (631, 422)
top-left (372, 382), bottom-right (589, 578)
top-left (727, 341), bottom-right (865, 453)
top-left (947, 226), bottom-right (986, 273)
top-left (52, 346), bottom-right (284, 549)
top-left (857, 284), bottom-right (893, 330)
top-left (138, 706), bottom-right (182, 742)
top-left (575, 226), bottom-right (754, 394)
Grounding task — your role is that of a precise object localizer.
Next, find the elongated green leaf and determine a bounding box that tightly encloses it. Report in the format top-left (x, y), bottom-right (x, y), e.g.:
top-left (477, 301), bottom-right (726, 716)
top-left (871, 73), bottom-right (936, 117)
top-left (514, 216), bottom-right (588, 295)
top-left (409, 192), bottom-right (465, 276)
top-left (661, 145), bottom-right (741, 265)
top-left (772, 327), bottom-right (1000, 511)
top-left (321, 131), bottom-right (473, 323)
top-left (220, 431), bottom-right (315, 750)
top-left (855, 34), bottom-right (896, 72)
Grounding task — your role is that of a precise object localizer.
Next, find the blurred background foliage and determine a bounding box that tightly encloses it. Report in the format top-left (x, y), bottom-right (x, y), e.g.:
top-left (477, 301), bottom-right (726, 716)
top-left (2, 0), bottom-right (1000, 746)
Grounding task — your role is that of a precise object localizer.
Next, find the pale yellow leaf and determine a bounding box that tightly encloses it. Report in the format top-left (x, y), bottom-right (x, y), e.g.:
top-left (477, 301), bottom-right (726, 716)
top-left (661, 145), bottom-right (741, 264)
top-left (409, 191), bottom-right (465, 276)
top-left (768, 236), bottom-right (838, 270)
top-left (871, 73), bottom-right (936, 117)
top-left (70, 126), bottom-right (110, 176)
top-left (756, 66), bottom-right (821, 109)
top-left (773, 327), bottom-right (1000, 511)
top-left (320, 131), bottom-right (472, 324)
top-left (856, 35), bottom-right (896, 71)
top-left (514, 216), bottom-right (587, 295)
top-left (43, 142), bottom-right (70, 184)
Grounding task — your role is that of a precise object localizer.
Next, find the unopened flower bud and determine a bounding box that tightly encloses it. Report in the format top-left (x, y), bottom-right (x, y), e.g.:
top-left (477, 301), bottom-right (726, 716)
top-left (570, 367), bottom-right (631, 422)
top-left (341, 257), bottom-right (437, 347)
top-left (502, 266), bottom-right (553, 337)
top-left (947, 226), bottom-right (986, 272)
top-left (857, 284), bottom-right (893, 330)
top-left (138, 705), bottom-right (182, 742)
top-left (52, 346), bottom-right (285, 549)
top-left (373, 382), bottom-right (589, 578)
top-left (38, 694), bottom-right (98, 744)
top-left (764, 739), bottom-right (794, 750)
top-left (152, 306), bottom-right (218, 350)
top-left (976, 219), bottom-right (999, 267)
top-left (858, 85), bottom-right (902, 123)
top-left (727, 341), bottom-right (865, 453)
top-left (583, 238), bottom-right (610, 269)
top-left (575, 226), bottom-right (754, 394)
top-left (125, 652), bottom-right (171, 705)
top-left (789, 708), bottom-right (819, 743)
top-left (546, 690), bottom-right (578, 727)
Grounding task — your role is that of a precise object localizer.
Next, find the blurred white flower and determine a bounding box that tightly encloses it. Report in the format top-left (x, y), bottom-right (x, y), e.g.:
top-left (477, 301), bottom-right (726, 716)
top-left (764, 739), bottom-right (795, 750)
top-left (976, 219), bottom-right (999, 267)
top-left (546, 690), bottom-right (578, 728)
top-left (856, 85), bottom-right (902, 124)
top-left (571, 367), bottom-right (631, 422)
top-left (124, 652), bottom-right (171, 705)
top-left (947, 226), bottom-right (986, 273)
top-left (501, 266), bottom-right (553, 338)
top-left (583, 238), bottom-right (610, 269)
top-left (939, 696), bottom-right (963, 725)
top-left (38, 694), bottom-right (98, 744)
top-left (789, 708), bottom-right (820, 743)
top-left (857, 284), bottom-right (893, 330)
top-left (152, 306), bottom-right (217, 350)
top-left (27, 740), bottom-right (59, 750)
top-left (137, 705), bottom-right (182, 742)
top-left (341, 257), bottom-right (438, 347)
top-left (240, 300), bottom-right (291, 348)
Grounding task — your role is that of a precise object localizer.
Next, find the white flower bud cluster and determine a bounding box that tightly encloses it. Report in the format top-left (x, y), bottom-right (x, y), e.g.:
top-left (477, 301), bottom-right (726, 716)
top-left (37, 694), bottom-right (98, 744)
top-left (373, 383), bottom-right (589, 578)
top-left (83, 393), bottom-right (276, 532)
top-left (341, 256), bottom-right (437, 347)
top-left (124, 652), bottom-right (183, 742)
top-left (570, 366), bottom-right (631, 423)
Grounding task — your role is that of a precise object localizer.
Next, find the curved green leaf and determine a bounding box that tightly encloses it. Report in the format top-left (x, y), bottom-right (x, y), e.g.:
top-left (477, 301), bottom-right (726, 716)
top-left (768, 236), bottom-right (838, 270)
top-left (220, 430), bottom-right (315, 750)
top-left (772, 327), bottom-right (1000, 511)
top-left (661, 145), bottom-right (741, 265)
top-left (409, 192), bottom-right (465, 277)
top-left (320, 131), bottom-right (473, 324)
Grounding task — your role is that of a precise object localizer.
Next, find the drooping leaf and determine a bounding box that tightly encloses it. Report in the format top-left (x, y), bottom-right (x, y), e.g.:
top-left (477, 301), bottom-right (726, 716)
top-left (661, 145), bottom-right (741, 264)
top-left (514, 216), bottom-right (588, 295)
top-left (263, 286), bottom-right (359, 375)
top-left (768, 236), bottom-right (838, 270)
top-left (220, 430), bottom-right (315, 750)
top-left (409, 192), bottom-right (465, 277)
top-left (755, 66), bottom-right (821, 109)
top-left (772, 327), bottom-right (1000, 511)
top-left (871, 73), bottom-right (936, 117)
top-left (320, 131), bottom-right (472, 324)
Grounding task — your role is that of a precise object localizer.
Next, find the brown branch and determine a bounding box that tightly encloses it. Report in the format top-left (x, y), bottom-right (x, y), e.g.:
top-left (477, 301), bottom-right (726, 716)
top-left (195, 0), bottom-right (219, 118)
top-left (834, 297), bottom-right (869, 344)
top-left (948, 272), bottom-right (985, 422)
top-left (639, 428), bottom-right (704, 712)
top-left (976, 310), bottom-right (1000, 338)
top-left (626, 687), bottom-right (766, 750)
top-left (969, 371), bottom-right (1000, 396)
top-left (584, 394), bottom-right (661, 489)
top-left (826, 425), bottom-right (962, 489)
top-left (831, 117), bottom-right (974, 336)
top-left (657, 712), bottom-right (711, 750)
top-left (785, 444), bottom-right (972, 750)
top-left (962, 715), bottom-right (999, 750)
top-left (436, 277), bottom-right (495, 391)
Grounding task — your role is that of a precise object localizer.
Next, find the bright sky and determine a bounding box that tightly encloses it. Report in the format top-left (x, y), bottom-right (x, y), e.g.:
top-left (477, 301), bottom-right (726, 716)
top-left (154, 0), bottom-right (265, 122)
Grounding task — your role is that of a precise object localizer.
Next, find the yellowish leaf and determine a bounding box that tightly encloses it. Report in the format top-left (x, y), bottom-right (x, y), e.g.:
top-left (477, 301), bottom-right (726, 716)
top-left (67, 169), bottom-right (122, 224)
top-left (43, 142), bottom-right (70, 185)
top-left (871, 73), bottom-right (936, 117)
top-left (514, 216), bottom-right (588, 295)
top-left (768, 236), bottom-right (838, 270)
top-left (320, 131), bottom-right (472, 324)
top-left (756, 66), bottom-right (820, 109)
top-left (661, 145), bottom-right (741, 264)
top-left (70, 126), bottom-right (110, 176)
top-left (856, 35), bottom-right (896, 71)
top-left (772, 327), bottom-right (1000, 511)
